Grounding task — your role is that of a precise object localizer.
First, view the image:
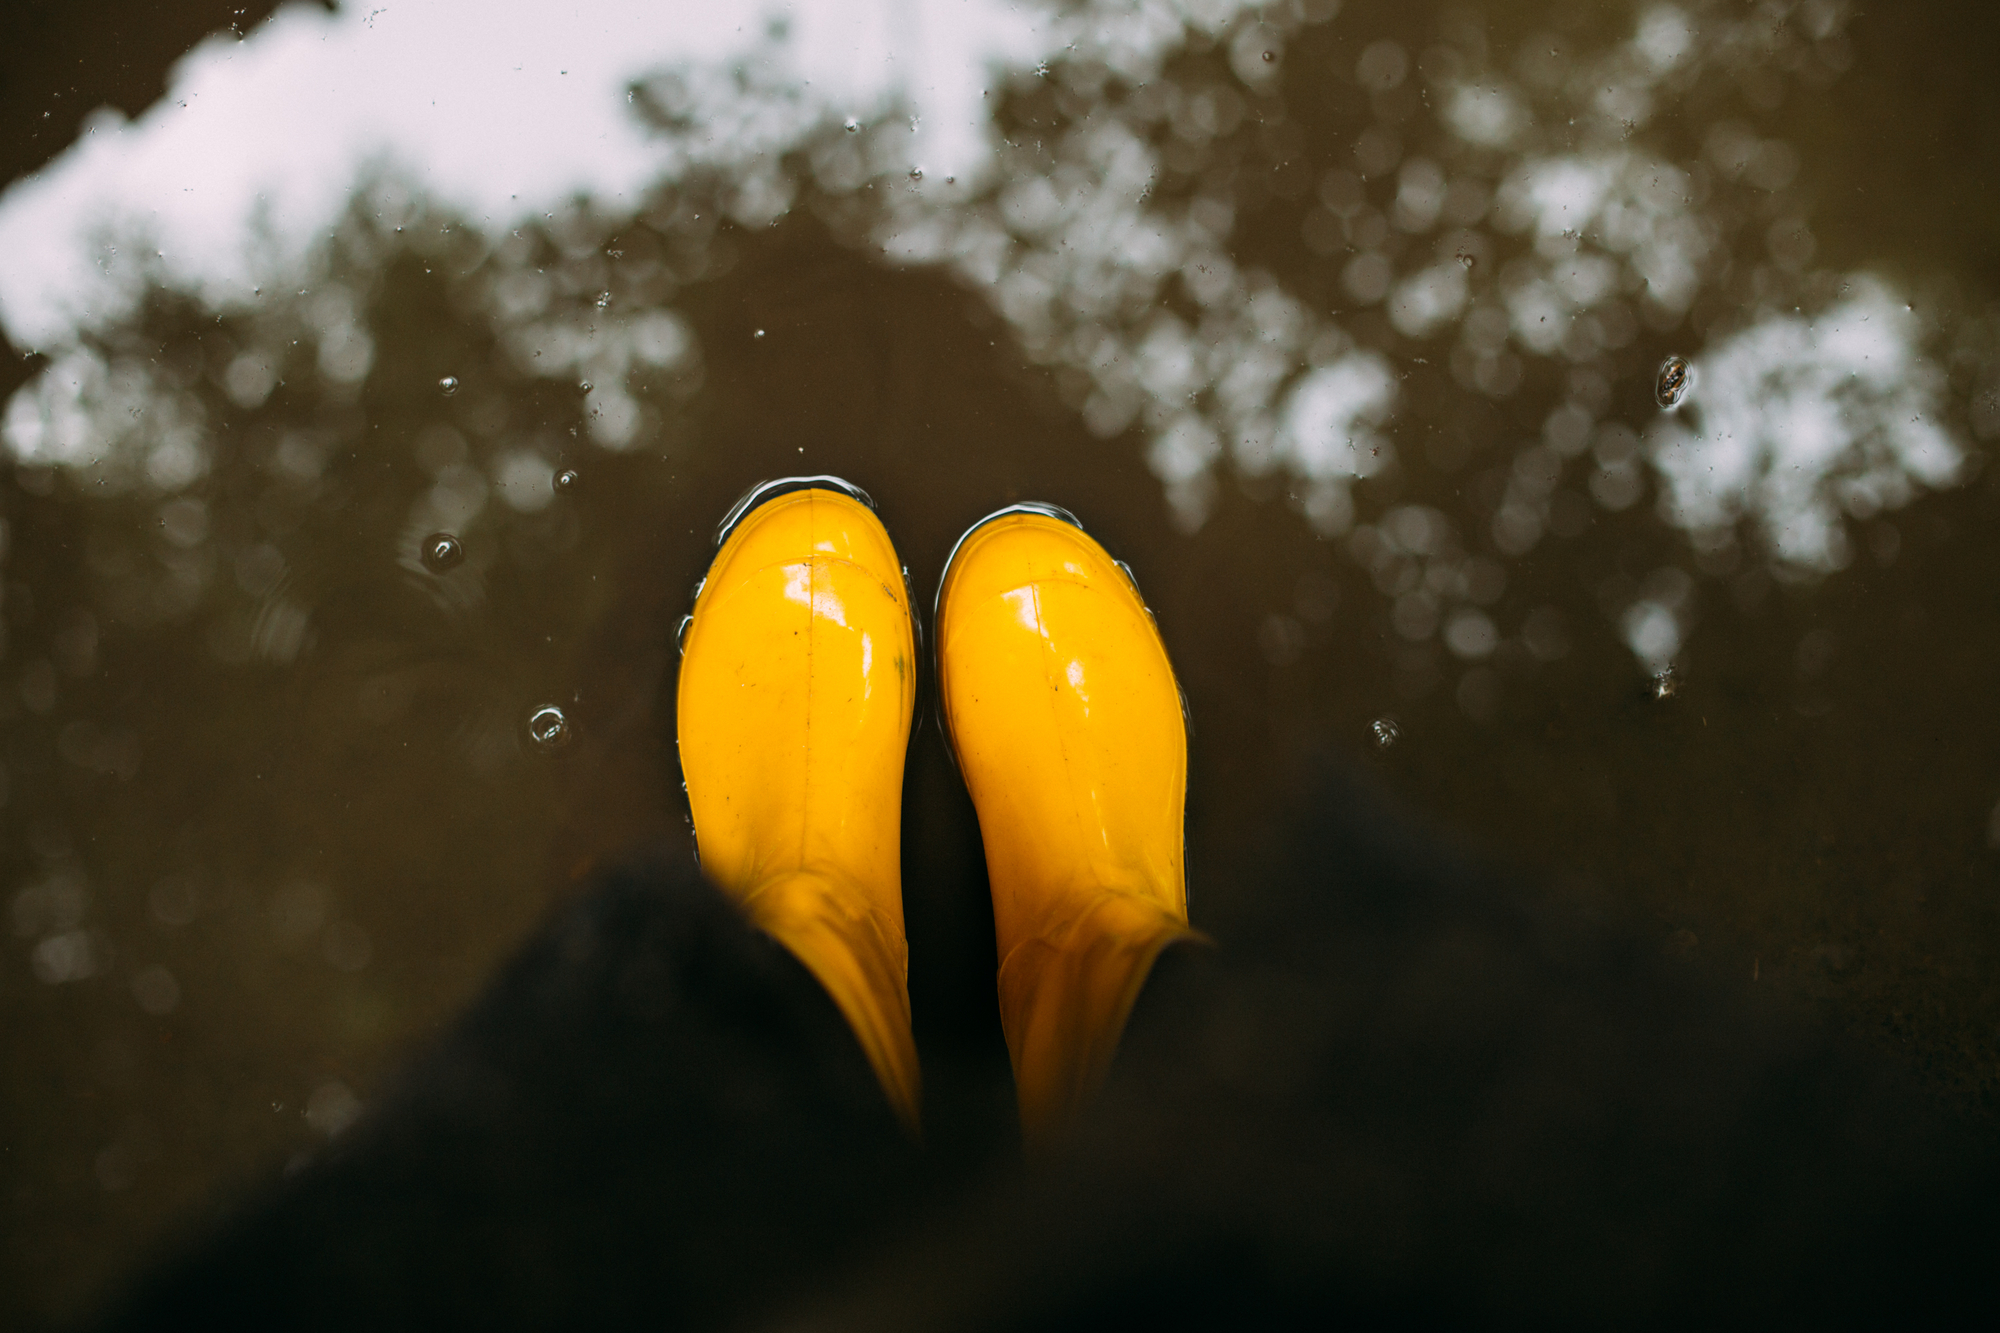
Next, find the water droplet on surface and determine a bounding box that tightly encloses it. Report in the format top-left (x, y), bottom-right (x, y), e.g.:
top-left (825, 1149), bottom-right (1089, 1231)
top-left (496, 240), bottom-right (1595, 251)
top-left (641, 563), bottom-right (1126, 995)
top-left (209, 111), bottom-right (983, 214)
top-left (420, 532), bottom-right (464, 573)
top-left (438, 375), bottom-right (459, 396)
top-left (675, 614), bottom-right (694, 655)
top-left (526, 705), bottom-right (571, 750)
top-left (1370, 716), bottom-right (1401, 749)
top-left (1654, 355), bottom-right (1692, 410)
top-left (553, 468), bottom-right (579, 494)
top-left (843, 116), bottom-right (860, 133)
top-left (1650, 665), bottom-right (1680, 699)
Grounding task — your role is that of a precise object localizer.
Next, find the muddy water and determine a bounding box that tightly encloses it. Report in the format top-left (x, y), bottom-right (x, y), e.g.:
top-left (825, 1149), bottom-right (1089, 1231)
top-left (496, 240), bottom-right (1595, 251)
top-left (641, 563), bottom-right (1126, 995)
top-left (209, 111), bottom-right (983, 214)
top-left (6, 1), bottom-right (2000, 1325)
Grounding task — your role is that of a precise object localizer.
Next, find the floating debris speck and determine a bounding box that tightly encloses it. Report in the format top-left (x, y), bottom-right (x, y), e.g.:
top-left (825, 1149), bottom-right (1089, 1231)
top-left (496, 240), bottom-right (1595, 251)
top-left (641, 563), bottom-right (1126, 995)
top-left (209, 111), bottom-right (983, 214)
top-left (1655, 355), bottom-right (1692, 410)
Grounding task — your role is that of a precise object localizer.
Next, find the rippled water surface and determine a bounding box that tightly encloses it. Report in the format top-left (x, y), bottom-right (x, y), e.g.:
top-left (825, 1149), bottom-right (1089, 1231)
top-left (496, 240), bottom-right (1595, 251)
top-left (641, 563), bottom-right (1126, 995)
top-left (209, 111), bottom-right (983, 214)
top-left (6, 1), bottom-right (2000, 1323)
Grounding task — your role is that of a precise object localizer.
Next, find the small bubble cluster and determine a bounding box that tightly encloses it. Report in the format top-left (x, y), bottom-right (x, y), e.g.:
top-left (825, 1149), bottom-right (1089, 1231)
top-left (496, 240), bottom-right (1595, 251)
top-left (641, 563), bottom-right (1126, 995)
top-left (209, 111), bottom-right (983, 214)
top-left (420, 532), bottom-right (464, 573)
top-left (526, 704), bottom-right (571, 750)
top-left (1370, 716), bottom-right (1401, 749)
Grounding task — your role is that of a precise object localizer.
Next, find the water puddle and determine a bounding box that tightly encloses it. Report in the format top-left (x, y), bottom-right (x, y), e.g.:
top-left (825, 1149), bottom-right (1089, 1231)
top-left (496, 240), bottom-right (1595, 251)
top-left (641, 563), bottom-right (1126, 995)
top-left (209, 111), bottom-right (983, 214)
top-left (4, 0), bottom-right (1999, 1321)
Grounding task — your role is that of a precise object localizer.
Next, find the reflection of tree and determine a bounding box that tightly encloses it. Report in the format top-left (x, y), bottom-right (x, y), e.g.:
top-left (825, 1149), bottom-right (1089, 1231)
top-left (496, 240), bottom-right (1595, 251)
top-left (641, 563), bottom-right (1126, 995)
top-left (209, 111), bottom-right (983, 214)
top-left (5, 5), bottom-right (2000, 1320)
top-left (895, 0), bottom-right (1966, 606)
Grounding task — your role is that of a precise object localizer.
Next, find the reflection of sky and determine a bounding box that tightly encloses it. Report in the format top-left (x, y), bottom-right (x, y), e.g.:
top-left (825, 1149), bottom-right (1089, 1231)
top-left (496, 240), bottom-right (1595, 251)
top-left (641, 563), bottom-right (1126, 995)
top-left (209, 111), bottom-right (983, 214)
top-left (0, 0), bottom-right (1051, 347)
top-left (0, 0), bottom-right (1981, 674)
top-left (1650, 280), bottom-right (1961, 569)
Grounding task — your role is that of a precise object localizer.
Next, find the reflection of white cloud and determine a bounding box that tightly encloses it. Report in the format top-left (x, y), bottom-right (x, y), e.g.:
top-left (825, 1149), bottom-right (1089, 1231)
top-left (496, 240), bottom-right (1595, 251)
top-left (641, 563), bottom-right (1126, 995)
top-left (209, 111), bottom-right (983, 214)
top-left (1445, 85), bottom-right (1528, 147)
top-left (1277, 353), bottom-right (1396, 537)
top-left (1280, 355), bottom-right (1396, 480)
top-left (2, 348), bottom-right (210, 485)
top-left (1623, 600), bottom-right (1680, 671)
top-left (1146, 414), bottom-right (1223, 532)
top-left (1648, 278), bottom-right (1963, 568)
top-left (1634, 4), bottom-right (1696, 69)
top-left (0, 0), bottom-right (1055, 350)
top-left (1388, 264), bottom-right (1467, 337)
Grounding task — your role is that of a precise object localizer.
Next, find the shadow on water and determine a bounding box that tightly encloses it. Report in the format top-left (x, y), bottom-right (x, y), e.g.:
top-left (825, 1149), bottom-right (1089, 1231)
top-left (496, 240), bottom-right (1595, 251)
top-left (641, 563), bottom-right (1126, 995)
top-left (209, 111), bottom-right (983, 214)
top-left (5, 0), bottom-right (2000, 1323)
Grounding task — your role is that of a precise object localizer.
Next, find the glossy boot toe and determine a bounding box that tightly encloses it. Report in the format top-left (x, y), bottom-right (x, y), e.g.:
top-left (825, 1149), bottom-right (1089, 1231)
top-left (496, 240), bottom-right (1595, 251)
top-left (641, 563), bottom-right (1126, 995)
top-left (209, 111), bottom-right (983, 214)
top-left (676, 479), bottom-right (922, 1129)
top-left (936, 505), bottom-right (1196, 1142)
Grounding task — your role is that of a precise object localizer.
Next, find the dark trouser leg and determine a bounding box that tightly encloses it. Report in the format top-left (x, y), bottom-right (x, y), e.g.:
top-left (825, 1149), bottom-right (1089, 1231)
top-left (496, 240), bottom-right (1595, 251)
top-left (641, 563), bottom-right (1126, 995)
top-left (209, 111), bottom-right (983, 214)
top-left (91, 853), bottom-right (920, 1332)
top-left (793, 755), bottom-right (2000, 1328)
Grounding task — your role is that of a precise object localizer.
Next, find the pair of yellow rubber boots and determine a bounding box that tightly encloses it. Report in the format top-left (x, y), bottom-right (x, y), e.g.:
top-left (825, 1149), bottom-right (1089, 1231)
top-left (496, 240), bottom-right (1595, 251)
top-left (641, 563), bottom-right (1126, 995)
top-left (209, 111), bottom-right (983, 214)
top-left (676, 478), bottom-right (1194, 1141)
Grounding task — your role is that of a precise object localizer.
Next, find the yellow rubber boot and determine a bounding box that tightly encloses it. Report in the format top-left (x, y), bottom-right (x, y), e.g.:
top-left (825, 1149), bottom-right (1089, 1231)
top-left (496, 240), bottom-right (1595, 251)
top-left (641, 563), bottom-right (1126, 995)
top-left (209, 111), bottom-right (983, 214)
top-left (935, 505), bottom-right (1197, 1143)
top-left (676, 478), bottom-right (922, 1130)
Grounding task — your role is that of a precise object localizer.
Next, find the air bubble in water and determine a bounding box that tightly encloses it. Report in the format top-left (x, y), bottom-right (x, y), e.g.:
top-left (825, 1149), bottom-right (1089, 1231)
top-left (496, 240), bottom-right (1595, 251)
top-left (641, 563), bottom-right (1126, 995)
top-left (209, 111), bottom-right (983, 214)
top-left (1370, 716), bottom-right (1400, 749)
top-left (420, 532), bottom-right (464, 573)
top-left (578, 380), bottom-right (593, 394)
top-left (526, 704), bottom-right (571, 750)
top-left (843, 116), bottom-right (859, 133)
top-left (438, 375), bottom-right (459, 396)
top-left (909, 167), bottom-right (923, 181)
top-left (753, 328), bottom-right (766, 339)
top-left (554, 468), bottom-right (579, 494)
top-left (1262, 50), bottom-right (1275, 62)
top-left (1654, 355), bottom-right (1692, 410)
